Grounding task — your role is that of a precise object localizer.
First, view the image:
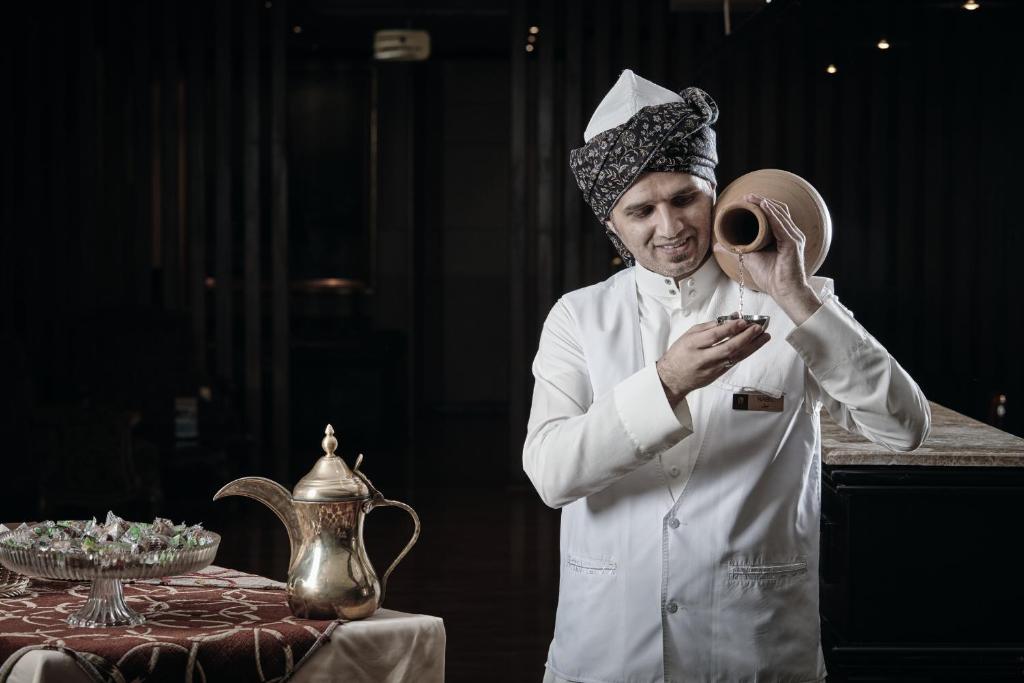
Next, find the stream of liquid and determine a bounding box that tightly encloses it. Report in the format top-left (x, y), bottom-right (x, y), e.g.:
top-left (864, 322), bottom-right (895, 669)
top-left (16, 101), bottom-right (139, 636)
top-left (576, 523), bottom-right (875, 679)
top-left (737, 252), bottom-right (746, 318)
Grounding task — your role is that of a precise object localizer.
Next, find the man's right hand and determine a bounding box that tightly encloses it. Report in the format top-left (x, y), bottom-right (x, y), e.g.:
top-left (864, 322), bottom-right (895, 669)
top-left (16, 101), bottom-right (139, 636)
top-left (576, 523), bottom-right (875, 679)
top-left (655, 318), bottom-right (771, 406)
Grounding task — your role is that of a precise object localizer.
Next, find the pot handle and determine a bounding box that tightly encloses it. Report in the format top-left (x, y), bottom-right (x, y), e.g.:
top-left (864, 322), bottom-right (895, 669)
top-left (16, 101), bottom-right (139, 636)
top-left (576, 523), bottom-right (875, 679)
top-left (364, 495), bottom-right (421, 606)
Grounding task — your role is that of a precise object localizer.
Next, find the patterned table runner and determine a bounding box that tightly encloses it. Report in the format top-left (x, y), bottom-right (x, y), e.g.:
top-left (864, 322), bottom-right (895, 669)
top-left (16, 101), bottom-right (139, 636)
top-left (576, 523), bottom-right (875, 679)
top-left (0, 566), bottom-right (338, 683)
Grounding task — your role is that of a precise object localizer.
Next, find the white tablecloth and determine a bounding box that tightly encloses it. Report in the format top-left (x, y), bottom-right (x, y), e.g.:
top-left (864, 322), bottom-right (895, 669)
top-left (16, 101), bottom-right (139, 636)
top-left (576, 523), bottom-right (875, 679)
top-left (3, 608), bottom-right (445, 683)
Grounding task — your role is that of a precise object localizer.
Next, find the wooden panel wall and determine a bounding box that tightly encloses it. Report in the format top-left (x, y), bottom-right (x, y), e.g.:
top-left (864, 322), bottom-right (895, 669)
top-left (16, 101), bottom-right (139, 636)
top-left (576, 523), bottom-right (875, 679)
top-left (2, 0), bottom-right (1020, 492)
top-left (187, 1), bottom-right (209, 381)
top-left (243, 0), bottom-right (263, 470)
top-left (270, 0), bottom-right (292, 484)
top-left (2, 0), bottom-right (292, 475)
top-left (214, 0), bottom-right (235, 386)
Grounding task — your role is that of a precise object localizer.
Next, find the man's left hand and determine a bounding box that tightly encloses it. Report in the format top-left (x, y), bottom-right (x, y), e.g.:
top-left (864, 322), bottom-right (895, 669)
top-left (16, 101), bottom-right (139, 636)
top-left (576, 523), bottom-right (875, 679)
top-left (713, 193), bottom-right (823, 326)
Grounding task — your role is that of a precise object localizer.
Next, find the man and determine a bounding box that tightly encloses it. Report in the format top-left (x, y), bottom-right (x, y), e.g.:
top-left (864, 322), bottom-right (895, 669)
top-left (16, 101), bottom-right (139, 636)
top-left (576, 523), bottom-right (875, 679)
top-left (523, 70), bottom-right (930, 682)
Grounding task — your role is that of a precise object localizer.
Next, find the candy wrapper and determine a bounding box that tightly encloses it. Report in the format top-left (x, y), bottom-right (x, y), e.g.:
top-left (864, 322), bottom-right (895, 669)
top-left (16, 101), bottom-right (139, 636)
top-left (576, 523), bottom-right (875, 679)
top-left (1, 512), bottom-right (214, 558)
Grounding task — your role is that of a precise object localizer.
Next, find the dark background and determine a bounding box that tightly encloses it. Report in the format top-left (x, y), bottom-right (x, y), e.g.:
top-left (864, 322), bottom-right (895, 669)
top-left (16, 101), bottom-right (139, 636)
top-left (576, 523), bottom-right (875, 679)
top-left (1, 0), bottom-right (1021, 680)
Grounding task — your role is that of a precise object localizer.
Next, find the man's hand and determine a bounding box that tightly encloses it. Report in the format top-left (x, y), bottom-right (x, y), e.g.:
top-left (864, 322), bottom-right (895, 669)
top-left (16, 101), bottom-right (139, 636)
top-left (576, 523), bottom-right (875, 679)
top-left (655, 318), bottom-right (771, 406)
top-left (713, 193), bottom-right (823, 325)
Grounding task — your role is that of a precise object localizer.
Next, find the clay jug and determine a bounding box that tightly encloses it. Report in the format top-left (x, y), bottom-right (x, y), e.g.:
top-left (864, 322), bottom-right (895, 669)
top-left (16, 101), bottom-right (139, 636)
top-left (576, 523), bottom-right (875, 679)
top-left (712, 169), bottom-right (832, 291)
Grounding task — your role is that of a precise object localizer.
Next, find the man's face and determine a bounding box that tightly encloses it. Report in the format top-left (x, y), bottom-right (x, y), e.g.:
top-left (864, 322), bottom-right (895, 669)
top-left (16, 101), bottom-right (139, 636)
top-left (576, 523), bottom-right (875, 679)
top-left (607, 171), bottom-right (715, 281)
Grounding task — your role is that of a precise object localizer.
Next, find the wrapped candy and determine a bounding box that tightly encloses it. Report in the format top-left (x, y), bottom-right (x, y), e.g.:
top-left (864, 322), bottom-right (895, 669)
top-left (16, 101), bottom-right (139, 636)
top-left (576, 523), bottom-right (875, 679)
top-left (0, 512), bottom-right (212, 557)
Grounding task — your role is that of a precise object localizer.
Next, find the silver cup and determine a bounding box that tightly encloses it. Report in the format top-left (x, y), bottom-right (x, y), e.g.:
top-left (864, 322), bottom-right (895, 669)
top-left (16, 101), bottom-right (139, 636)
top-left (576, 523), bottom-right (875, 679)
top-left (716, 313), bottom-right (771, 331)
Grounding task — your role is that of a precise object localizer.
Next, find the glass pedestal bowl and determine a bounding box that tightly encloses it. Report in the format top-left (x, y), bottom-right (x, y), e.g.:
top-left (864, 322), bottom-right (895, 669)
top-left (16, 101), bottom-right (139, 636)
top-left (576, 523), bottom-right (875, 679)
top-left (0, 567), bottom-right (29, 598)
top-left (0, 527), bottom-right (220, 628)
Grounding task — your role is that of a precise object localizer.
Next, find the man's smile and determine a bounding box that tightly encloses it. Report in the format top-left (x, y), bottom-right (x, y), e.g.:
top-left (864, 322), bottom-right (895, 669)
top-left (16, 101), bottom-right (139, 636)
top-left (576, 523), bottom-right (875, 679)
top-left (655, 236), bottom-right (695, 255)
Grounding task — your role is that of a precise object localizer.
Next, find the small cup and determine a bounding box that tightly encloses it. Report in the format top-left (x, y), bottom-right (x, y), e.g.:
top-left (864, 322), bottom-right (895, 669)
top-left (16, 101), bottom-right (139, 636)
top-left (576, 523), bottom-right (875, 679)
top-left (716, 313), bottom-right (771, 332)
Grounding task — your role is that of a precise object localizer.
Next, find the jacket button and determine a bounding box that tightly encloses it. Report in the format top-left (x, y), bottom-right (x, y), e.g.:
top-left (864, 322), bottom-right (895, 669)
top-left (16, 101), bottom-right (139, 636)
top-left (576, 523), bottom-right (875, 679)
top-left (668, 517), bottom-right (680, 529)
top-left (666, 601), bottom-right (679, 614)
top-left (669, 466), bottom-right (680, 477)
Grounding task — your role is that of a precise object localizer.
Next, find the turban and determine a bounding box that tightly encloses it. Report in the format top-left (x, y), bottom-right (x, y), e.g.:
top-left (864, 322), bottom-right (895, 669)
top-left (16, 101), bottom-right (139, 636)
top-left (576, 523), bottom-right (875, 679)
top-left (569, 70), bottom-right (719, 266)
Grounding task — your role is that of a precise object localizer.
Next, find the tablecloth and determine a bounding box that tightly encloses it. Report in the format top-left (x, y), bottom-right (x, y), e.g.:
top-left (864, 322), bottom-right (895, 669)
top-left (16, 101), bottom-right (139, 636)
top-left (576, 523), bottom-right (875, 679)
top-left (0, 566), bottom-right (444, 682)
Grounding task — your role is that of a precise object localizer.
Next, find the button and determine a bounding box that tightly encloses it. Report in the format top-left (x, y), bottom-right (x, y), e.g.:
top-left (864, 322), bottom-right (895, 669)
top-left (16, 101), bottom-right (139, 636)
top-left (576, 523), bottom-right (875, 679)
top-left (668, 518), bottom-right (680, 529)
top-left (668, 289), bottom-right (677, 295)
top-left (669, 466), bottom-right (680, 477)
top-left (688, 290), bottom-right (697, 297)
top-left (666, 601), bottom-right (679, 614)
top-left (687, 278), bottom-right (695, 288)
top-left (664, 278), bottom-right (672, 285)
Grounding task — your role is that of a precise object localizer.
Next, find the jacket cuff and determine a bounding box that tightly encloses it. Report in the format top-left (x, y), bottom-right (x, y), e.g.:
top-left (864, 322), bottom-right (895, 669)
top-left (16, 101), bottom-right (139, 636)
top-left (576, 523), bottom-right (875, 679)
top-left (785, 295), bottom-right (870, 380)
top-left (613, 364), bottom-right (693, 459)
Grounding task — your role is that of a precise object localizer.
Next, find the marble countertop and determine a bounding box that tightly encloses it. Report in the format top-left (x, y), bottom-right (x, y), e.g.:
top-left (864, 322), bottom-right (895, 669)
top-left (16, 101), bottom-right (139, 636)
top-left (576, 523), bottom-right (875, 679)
top-left (822, 401), bottom-right (1024, 467)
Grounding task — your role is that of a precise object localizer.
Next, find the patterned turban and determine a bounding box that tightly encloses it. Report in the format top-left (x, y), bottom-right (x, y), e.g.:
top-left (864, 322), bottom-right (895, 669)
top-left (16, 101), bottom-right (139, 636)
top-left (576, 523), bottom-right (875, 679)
top-left (569, 74), bottom-right (719, 267)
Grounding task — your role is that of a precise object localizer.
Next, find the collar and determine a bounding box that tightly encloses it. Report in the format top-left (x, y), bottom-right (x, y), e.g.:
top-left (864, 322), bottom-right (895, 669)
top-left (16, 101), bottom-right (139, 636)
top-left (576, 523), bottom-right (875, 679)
top-left (634, 255), bottom-right (725, 312)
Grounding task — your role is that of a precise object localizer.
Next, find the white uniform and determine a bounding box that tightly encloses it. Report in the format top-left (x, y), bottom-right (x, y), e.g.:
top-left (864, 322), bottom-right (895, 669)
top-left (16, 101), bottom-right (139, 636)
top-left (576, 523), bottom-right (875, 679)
top-left (524, 259), bottom-right (930, 683)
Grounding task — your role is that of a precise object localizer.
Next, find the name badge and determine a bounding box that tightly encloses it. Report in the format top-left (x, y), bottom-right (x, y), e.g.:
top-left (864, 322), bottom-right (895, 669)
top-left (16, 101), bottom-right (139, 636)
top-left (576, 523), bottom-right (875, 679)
top-left (732, 392), bottom-right (784, 412)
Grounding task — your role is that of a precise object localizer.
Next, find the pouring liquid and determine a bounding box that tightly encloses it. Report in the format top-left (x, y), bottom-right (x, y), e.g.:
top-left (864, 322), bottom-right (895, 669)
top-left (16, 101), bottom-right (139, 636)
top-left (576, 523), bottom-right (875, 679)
top-left (737, 252), bottom-right (746, 318)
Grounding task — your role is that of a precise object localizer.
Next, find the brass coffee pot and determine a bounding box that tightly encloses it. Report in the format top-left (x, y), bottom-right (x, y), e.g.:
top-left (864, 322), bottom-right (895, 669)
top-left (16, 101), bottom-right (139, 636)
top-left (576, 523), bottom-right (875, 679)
top-left (214, 425), bottom-right (420, 620)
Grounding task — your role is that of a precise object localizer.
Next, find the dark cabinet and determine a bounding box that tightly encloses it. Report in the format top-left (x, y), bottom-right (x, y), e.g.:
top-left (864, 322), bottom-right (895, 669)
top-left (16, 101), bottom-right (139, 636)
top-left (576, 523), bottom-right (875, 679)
top-left (820, 466), bottom-right (1024, 680)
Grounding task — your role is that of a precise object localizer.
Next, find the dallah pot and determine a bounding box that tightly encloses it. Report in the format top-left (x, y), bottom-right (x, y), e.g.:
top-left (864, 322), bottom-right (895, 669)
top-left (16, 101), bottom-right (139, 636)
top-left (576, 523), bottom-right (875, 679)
top-left (214, 425), bottom-right (420, 620)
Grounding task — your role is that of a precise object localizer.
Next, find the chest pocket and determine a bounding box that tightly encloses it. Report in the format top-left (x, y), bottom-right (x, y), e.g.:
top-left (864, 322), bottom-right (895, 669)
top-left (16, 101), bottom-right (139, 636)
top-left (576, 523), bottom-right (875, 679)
top-left (712, 336), bottom-right (802, 403)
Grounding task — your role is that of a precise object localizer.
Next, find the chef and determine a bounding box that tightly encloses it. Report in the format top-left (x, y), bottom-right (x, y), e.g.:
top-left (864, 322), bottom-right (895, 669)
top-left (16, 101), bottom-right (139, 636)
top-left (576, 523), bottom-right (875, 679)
top-left (523, 69), bottom-right (930, 683)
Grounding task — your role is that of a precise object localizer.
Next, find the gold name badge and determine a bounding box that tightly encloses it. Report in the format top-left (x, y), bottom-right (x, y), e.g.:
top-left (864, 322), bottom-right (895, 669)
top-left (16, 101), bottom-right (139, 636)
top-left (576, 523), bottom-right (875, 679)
top-left (732, 392), bottom-right (784, 412)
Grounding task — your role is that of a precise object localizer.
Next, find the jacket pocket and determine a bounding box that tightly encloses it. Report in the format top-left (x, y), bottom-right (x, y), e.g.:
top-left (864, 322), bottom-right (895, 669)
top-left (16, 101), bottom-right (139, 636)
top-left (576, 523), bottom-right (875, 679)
top-left (551, 553), bottom-right (625, 679)
top-left (727, 558), bottom-right (807, 586)
top-left (566, 553), bottom-right (617, 576)
top-left (715, 556), bottom-right (820, 679)
top-left (712, 337), bottom-right (800, 401)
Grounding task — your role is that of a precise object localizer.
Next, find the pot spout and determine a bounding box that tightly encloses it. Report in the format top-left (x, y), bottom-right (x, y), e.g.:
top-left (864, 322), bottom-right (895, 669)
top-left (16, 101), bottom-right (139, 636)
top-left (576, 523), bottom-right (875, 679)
top-left (214, 477), bottom-right (300, 570)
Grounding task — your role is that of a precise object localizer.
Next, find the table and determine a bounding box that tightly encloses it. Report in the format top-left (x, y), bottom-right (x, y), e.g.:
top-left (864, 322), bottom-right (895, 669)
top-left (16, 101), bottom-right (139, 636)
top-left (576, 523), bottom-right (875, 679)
top-left (0, 566), bottom-right (445, 683)
top-left (819, 401), bottom-right (1024, 680)
top-left (821, 401), bottom-right (1024, 466)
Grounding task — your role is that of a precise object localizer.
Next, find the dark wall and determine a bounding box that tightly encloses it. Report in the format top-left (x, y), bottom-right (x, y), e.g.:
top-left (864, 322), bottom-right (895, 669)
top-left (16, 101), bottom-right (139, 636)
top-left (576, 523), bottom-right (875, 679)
top-left (506, 0), bottom-right (1024, 454)
top-left (1, 0), bottom-right (1020, 523)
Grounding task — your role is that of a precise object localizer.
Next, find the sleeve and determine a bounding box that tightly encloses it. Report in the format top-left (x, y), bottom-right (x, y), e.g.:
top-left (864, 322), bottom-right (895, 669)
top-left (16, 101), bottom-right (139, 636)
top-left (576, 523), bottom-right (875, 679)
top-left (522, 298), bottom-right (694, 509)
top-left (785, 286), bottom-right (931, 452)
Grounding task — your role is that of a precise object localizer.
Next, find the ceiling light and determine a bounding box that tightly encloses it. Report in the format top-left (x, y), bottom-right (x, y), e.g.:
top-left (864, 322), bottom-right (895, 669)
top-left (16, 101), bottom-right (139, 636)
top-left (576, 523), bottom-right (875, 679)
top-left (529, 26), bottom-right (540, 34)
top-left (963, 0), bottom-right (979, 9)
top-left (826, 64), bottom-right (837, 74)
top-left (525, 44), bottom-right (534, 52)
top-left (877, 38), bottom-right (890, 50)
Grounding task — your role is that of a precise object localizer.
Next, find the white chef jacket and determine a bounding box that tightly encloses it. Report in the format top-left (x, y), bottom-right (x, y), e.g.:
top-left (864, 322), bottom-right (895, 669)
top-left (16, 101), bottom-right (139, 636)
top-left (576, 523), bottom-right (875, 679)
top-left (524, 258), bottom-right (930, 683)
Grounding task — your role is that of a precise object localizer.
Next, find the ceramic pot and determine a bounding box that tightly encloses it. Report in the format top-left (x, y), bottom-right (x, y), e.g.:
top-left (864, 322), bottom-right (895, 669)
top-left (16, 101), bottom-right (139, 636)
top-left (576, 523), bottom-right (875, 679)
top-left (712, 169), bottom-right (832, 291)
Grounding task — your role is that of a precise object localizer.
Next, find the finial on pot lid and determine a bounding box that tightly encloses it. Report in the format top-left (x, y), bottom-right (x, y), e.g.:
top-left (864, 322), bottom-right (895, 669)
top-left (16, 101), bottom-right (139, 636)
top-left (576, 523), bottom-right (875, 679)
top-left (293, 424), bottom-right (370, 502)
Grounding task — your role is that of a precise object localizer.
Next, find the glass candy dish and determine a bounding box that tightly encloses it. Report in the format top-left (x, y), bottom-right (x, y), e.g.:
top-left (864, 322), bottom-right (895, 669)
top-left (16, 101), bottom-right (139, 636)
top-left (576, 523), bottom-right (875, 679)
top-left (0, 525), bottom-right (30, 598)
top-left (0, 567), bottom-right (29, 598)
top-left (0, 523), bottom-right (220, 628)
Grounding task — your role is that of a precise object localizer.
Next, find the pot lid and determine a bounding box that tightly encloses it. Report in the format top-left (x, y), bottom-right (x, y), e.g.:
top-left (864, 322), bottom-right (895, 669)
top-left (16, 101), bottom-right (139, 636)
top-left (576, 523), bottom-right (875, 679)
top-left (292, 425), bottom-right (370, 502)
